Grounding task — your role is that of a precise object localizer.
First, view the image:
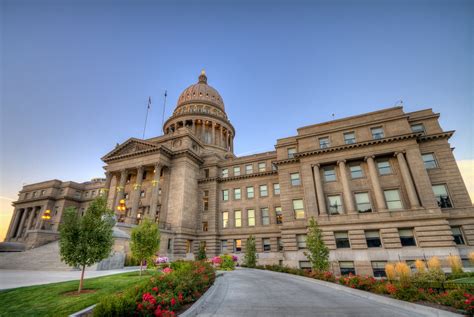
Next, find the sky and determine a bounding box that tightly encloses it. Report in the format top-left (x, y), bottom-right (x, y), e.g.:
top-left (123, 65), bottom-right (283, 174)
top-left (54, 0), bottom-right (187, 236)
top-left (1, 0), bottom-right (473, 241)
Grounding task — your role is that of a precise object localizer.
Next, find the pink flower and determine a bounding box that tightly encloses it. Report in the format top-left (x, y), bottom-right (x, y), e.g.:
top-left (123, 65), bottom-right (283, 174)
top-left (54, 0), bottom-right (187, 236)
top-left (163, 267), bottom-right (173, 274)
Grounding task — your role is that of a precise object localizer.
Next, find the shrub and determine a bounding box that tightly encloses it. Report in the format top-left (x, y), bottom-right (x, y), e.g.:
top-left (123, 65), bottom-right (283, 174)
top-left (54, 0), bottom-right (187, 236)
top-left (415, 259), bottom-right (426, 273)
top-left (427, 256), bottom-right (442, 271)
top-left (196, 242), bottom-right (207, 260)
top-left (395, 262), bottom-right (411, 286)
top-left (385, 263), bottom-right (396, 282)
top-left (392, 285), bottom-right (422, 302)
top-left (220, 255), bottom-right (236, 271)
top-left (244, 235), bottom-right (257, 268)
top-left (447, 255), bottom-right (463, 275)
top-left (469, 252), bottom-right (474, 265)
top-left (338, 274), bottom-right (378, 292)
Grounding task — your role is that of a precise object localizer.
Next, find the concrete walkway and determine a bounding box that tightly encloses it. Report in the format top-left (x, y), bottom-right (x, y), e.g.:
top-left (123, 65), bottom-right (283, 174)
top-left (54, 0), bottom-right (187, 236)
top-left (0, 267), bottom-right (139, 290)
top-left (186, 268), bottom-right (461, 317)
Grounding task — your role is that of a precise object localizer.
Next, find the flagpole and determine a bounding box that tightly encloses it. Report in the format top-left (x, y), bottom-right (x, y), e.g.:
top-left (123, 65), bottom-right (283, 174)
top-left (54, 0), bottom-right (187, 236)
top-left (161, 90), bottom-right (168, 134)
top-left (142, 97), bottom-right (151, 139)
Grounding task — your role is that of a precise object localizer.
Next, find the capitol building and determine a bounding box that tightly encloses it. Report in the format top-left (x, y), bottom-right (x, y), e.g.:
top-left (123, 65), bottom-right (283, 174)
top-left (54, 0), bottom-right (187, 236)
top-left (2, 71), bottom-right (474, 275)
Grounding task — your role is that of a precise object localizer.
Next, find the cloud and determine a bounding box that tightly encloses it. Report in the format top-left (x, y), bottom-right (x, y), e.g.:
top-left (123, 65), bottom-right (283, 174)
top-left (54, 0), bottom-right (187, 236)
top-left (457, 160), bottom-right (474, 204)
top-left (0, 197), bottom-right (15, 242)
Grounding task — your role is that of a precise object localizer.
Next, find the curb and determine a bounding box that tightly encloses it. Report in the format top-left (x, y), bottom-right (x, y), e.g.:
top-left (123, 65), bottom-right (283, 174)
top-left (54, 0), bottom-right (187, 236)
top-left (179, 272), bottom-right (224, 317)
top-left (250, 269), bottom-right (463, 317)
top-left (68, 304), bottom-right (96, 317)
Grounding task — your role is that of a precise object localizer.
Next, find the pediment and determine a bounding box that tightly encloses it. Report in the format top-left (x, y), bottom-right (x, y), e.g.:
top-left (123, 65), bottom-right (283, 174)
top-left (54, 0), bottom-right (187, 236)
top-left (102, 138), bottom-right (159, 162)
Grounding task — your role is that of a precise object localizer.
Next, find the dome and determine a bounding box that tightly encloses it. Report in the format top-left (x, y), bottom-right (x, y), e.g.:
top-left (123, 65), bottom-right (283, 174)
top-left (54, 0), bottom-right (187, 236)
top-left (176, 70), bottom-right (225, 110)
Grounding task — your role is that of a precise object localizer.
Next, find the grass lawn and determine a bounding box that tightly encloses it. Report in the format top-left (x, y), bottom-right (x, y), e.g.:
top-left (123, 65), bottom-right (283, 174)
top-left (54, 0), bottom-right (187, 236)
top-left (0, 271), bottom-right (152, 317)
top-left (451, 277), bottom-right (474, 284)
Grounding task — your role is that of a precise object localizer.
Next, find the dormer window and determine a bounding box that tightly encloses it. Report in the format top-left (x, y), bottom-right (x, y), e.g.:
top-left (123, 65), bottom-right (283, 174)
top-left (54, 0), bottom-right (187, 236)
top-left (371, 127), bottom-right (384, 139)
top-left (411, 123), bottom-right (425, 134)
top-left (319, 137), bottom-right (330, 149)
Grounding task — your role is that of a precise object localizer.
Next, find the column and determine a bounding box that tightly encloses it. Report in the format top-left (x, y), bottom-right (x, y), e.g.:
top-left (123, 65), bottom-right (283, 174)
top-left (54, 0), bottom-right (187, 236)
top-left (130, 166), bottom-right (145, 221)
top-left (395, 151), bottom-right (421, 209)
top-left (149, 163), bottom-right (162, 221)
top-left (6, 209), bottom-right (22, 239)
top-left (365, 156), bottom-right (387, 211)
top-left (211, 122), bottom-right (216, 145)
top-left (23, 207), bottom-right (36, 237)
top-left (100, 171), bottom-right (112, 197)
top-left (230, 133), bottom-right (234, 152)
top-left (114, 169), bottom-right (128, 209)
top-left (405, 148), bottom-right (438, 208)
top-left (313, 165), bottom-right (326, 214)
top-left (220, 126), bottom-right (224, 147)
top-left (338, 160), bottom-right (355, 213)
top-left (16, 208), bottom-right (28, 238)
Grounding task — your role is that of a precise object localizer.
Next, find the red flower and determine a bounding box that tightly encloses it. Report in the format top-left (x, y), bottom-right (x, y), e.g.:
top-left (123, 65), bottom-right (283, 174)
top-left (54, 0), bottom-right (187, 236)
top-left (137, 303), bottom-right (143, 311)
top-left (153, 287), bottom-right (159, 292)
top-left (178, 293), bottom-right (184, 302)
top-left (171, 298), bottom-right (176, 306)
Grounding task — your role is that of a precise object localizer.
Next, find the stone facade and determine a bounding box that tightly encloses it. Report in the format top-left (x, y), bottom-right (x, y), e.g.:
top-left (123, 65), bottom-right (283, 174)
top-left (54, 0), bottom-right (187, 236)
top-left (4, 71), bottom-right (474, 276)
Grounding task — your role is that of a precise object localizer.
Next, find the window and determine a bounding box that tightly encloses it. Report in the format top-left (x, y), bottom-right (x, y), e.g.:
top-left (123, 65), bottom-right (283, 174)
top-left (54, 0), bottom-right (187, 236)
top-left (221, 240), bottom-right (228, 253)
top-left (299, 261), bottom-right (312, 269)
top-left (452, 227), bottom-right (465, 245)
top-left (399, 228), bottom-right (416, 246)
top-left (40, 190), bottom-right (46, 196)
top-left (234, 239), bottom-right (242, 252)
top-left (432, 184), bottom-right (453, 208)
top-left (261, 208), bottom-right (270, 225)
top-left (246, 186), bottom-right (254, 198)
top-left (202, 222), bottom-right (208, 232)
top-left (222, 212), bottom-right (229, 228)
top-left (234, 188), bottom-right (241, 200)
top-left (235, 210), bottom-right (242, 227)
top-left (222, 190), bottom-right (229, 201)
top-left (24, 193), bottom-right (29, 199)
top-left (384, 189), bottom-right (403, 210)
top-left (85, 191), bottom-right (90, 198)
top-left (245, 164), bottom-right (253, 174)
top-left (339, 261), bottom-right (355, 275)
top-left (272, 163), bottom-right (277, 171)
top-left (203, 190), bottom-right (209, 211)
top-left (288, 173), bottom-right (301, 186)
top-left (288, 147), bottom-right (296, 158)
top-left (91, 190), bottom-right (96, 197)
top-left (221, 168), bottom-right (228, 178)
top-left (422, 153), bottom-right (438, 169)
top-left (258, 162), bottom-right (266, 172)
top-left (140, 190), bottom-right (145, 198)
top-left (277, 237), bottom-right (283, 251)
top-left (273, 183), bottom-right (280, 195)
top-left (186, 240), bottom-right (192, 253)
top-left (355, 192), bottom-right (372, 213)
top-left (327, 195), bottom-right (343, 215)
top-left (74, 191), bottom-right (81, 198)
top-left (248, 209), bottom-right (255, 226)
top-left (275, 207), bottom-right (283, 224)
top-left (263, 238), bottom-right (271, 251)
top-left (365, 230), bottom-right (382, 248)
top-left (377, 160), bottom-right (392, 175)
top-left (323, 167), bottom-right (336, 182)
top-left (297, 234), bottom-right (307, 249)
top-left (319, 137), bottom-right (330, 148)
top-left (411, 123), bottom-right (425, 134)
top-left (204, 169), bottom-right (209, 178)
top-left (124, 192), bottom-right (130, 200)
top-left (259, 185), bottom-right (268, 197)
top-left (233, 166), bottom-right (241, 176)
top-left (293, 199), bottom-right (305, 219)
top-left (335, 232), bottom-right (350, 248)
top-left (167, 238), bottom-right (172, 251)
top-left (372, 261), bottom-right (387, 277)
top-left (350, 164), bottom-right (363, 178)
top-left (344, 132), bottom-right (356, 144)
top-left (371, 127), bottom-right (384, 139)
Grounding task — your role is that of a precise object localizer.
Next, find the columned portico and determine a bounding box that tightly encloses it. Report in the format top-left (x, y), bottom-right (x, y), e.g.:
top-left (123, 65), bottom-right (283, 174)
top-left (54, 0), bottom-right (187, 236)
top-left (365, 155), bottom-right (387, 211)
top-left (114, 169), bottom-right (128, 210)
top-left (149, 163), bottom-right (162, 222)
top-left (313, 164), bottom-right (327, 215)
top-left (130, 166), bottom-right (145, 223)
top-left (338, 160), bottom-right (355, 213)
top-left (395, 151), bottom-right (421, 209)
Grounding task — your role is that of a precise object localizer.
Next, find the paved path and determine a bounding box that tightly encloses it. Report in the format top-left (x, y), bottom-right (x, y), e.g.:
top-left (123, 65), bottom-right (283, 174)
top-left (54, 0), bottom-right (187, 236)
top-left (190, 268), bottom-right (460, 317)
top-left (0, 267), bottom-right (139, 290)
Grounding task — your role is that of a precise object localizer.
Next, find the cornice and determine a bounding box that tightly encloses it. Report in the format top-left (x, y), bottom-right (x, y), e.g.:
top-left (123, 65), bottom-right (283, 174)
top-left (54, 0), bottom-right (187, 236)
top-left (418, 131), bottom-right (454, 142)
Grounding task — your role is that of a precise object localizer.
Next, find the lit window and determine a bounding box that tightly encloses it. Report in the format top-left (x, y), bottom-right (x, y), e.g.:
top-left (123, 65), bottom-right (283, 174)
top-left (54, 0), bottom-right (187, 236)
top-left (202, 222), bottom-right (208, 231)
top-left (319, 137), bottom-right (330, 149)
top-left (350, 164), bottom-right (363, 178)
top-left (297, 234), bottom-right (307, 249)
top-left (355, 192), bottom-right (372, 213)
top-left (339, 261), bottom-right (355, 275)
top-left (222, 189), bottom-right (229, 201)
top-left (372, 261), bottom-right (387, 277)
top-left (222, 212), bottom-right (229, 228)
top-left (452, 227), bottom-right (465, 245)
top-left (273, 183), bottom-right (280, 195)
top-left (384, 189), bottom-right (403, 210)
top-left (263, 238), bottom-right (271, 252)
top-left (293, 199), bottom-right (305, 219)
top-left (344, 132), bottom-right (356, 144)
top-left (327, 195), bottom-right (343, 215)
top-left (290, 173), bottom-right (301, 186)
top-left (234, 239), bottom-right (242, 252)
top-left (233, 166), bottom-right (241, 176)
top-left (221, 240), bottom-right (228, 253)
top-left (234, 188), bottom-right (241, 200)
top-left (411, 123), bottom-right (425, 134)
top-left (371, 127), bottom-right (384, 139)
top-left (259, 185), bottom-right (268, 197)
top-left (422, 153), bottom-right (438, 169)
top-left (365, 230), bottom-right (382, 248)
top-left (287, 147), bottom-right (296, 158)
top-left (399, 228), bottom-right (416, 246)
top-left (246, 186), bottom-right (254, 198)
top-left (248, 209), bottom-right (255, 226)
top-left (261, 208), bottom-right (270, 225)
top-left (258, 162), bottom-right (266, 172)
top-left (245, 164), bottom-right (253, 174)
top-left (432, 184), bottom-right (452, 208)
top-left (377, 160), bottom-right (392, 175)
top-left (222, 168), bottom-right (228, 178)
top-left (275, 207), bottom-right (283, 224)
top-left (335, 232), bottom-right (350, 248)
top-left (235, 210), bottom-right (242, 227)
top-left (323, 167), bottom-right (336, 182)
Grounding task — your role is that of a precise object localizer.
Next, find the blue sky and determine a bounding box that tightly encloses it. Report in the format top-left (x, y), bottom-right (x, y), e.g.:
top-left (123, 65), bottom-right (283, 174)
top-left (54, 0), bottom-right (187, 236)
top-left (1, 0), bottom-right (473, 238)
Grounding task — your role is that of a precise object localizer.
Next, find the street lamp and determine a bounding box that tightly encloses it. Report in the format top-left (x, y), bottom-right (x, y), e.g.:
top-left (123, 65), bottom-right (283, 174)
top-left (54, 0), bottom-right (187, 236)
top-left (41, 209), bottom-right (52, 220)
top-left (116, 199), bottom-right (126, 222)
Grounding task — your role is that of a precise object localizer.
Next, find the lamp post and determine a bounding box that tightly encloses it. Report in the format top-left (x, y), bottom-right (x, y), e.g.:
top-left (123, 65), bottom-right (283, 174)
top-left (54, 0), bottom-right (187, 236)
top-left (41, 209), bottom-right (52, 230)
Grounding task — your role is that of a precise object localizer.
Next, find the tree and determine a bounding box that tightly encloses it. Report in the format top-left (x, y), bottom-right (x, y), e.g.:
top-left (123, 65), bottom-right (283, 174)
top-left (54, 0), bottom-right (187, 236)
top-left (59, 196), bottom-right (115, 293)
top-left (244, 235), bottom-right (257, 268)
top-left (130, 219), bottom-right (160, 275)
top-left (196, 242), bottom-right (207, 260)
top-left (304, 217), bottom-right (329, 271)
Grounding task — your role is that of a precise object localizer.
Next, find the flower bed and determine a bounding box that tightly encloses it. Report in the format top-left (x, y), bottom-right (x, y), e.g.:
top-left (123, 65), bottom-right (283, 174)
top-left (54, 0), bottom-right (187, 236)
top-left (211, 254), bottom-right (238, 271)
top-left (93, 260), bottom-right (215, 316)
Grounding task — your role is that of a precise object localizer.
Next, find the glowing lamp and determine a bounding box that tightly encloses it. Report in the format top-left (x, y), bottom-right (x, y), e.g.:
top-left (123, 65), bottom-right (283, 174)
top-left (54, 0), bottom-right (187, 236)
top-left (41, 209), bottom-right (52, 220)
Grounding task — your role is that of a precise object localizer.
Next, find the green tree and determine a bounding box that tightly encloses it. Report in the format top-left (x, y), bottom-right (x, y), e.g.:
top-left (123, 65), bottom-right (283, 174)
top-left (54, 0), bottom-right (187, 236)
top-left (59, 196), bottom-right (115, 293)
top-left (244, 235), bottom-right (257, 268)
top-left (304, 217), bottom-right (329, 271)
top-left (130, 219), bottom-right (160, 275)
top-left (196, 242), bottom-right (207, 260)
